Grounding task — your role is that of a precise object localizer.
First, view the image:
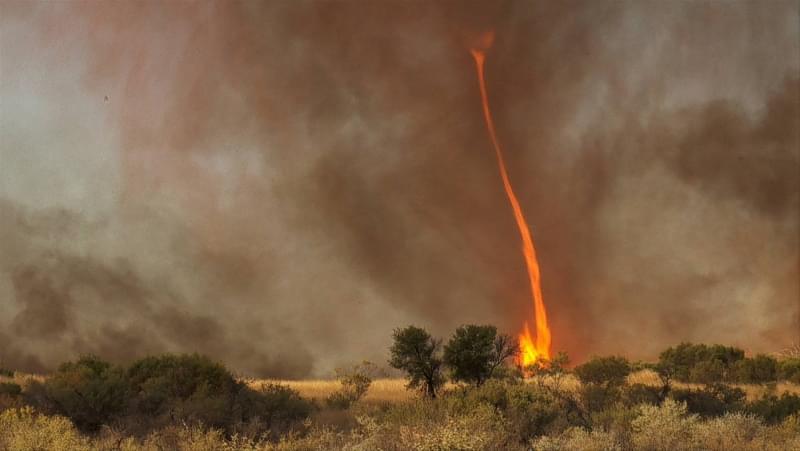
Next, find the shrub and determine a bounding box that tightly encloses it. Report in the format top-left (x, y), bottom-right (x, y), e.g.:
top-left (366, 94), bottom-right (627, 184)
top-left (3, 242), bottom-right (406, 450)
top-left (670, 383), bottom-right (745, 418)
top-left (779, 358), bottom-right (800, 384)
top-left (503, 381), bottom-right (572, 439)
top-left (0, 367), bottom-right (13, 378)
top-left (0, 382), bottom-right (21, 397)
top-left (658, 343), bottom-right (744, 383)
top-left (126, 354), bottom-right (239, 414)
top-left (441, 379), bottom-right (567, 441)
top-left (631, 399), bottom-right (698, 451)
top-left (389, 326), bottom-right (445, 398)
top-left (127, 354), bottom-right (311, 434)
top-left (126, 353), bottom-right (242, 428)
top-left (0, 407), bottom-right (89, 451)
top-left (691, 412), bottom-right (765, 451)
top-left (730, 354), bottom-right (779, 384)
top-left (620, 383), bottom-right (661, 407)
top-left (747, 393), bottom-right (800, 424)
top-left (588, 404), bottom-right (638, 444)
top-left (251, 383), bottom-right (314, 429)
top-left (579, 384), bottom-right (620, 413)
top-left (395, 403), bottom-right (512, 451)
top-left (325, 361), bottom-right (375, 409)
top-left (689, 359), bottom-right (725, 385)
top-left (574, 356), bottom-right (631, 388)
top-left (532, 427), bottom-right (622, 451)
top-left (443, 325), bottom-right (518, 387)
top-left (43, 355), bottom-right (129, 432)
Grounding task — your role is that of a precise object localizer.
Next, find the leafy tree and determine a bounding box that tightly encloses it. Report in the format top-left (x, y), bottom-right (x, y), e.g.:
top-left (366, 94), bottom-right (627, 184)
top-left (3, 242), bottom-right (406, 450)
top-left (388, 326), bottom-right (444, 398)
top-left (443, 324), bottom-right (519, 386)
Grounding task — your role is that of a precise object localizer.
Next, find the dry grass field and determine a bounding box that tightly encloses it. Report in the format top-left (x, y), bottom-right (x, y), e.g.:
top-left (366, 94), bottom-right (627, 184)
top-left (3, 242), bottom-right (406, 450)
top-left (7, 369), bottom-right (799, 403)
top-left (251, 370), bottom-right (800, 404)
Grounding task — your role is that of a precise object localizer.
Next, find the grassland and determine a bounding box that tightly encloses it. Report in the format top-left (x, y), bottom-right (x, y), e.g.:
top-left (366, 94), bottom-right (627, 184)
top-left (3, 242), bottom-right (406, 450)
top-left (253, 370), bottom-right (800, 403)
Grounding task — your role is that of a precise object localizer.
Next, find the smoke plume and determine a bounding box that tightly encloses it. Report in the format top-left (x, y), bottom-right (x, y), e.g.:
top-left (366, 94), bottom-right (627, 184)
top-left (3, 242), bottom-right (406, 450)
top-left (1, 1), bottom-right (798, 376)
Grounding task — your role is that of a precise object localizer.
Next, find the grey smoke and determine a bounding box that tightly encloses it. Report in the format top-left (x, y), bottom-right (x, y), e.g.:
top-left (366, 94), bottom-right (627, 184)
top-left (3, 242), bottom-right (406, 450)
top-left (0, 1), bottom-right (797, 376)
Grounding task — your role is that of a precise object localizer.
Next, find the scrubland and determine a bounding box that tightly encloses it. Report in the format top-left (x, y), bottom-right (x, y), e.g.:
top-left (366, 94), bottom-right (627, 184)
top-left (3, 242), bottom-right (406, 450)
top-left (258, 370), bottom-right (800, 404)
top-left (1, 342), bottom-right (800, 450)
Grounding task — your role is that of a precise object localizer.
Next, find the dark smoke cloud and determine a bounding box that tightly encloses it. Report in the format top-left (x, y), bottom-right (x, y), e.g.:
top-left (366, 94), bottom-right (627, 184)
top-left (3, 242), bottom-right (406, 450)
top-left (1, 1), bottom-right (797, 376)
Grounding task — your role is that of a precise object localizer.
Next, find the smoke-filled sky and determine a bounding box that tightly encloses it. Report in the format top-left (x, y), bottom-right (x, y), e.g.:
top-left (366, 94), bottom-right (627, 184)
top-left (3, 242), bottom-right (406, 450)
top-left (1, 1), bottom-right (798, 377)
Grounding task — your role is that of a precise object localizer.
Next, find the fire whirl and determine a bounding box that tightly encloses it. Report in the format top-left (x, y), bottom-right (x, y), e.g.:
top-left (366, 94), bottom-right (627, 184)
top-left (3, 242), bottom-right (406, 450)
top-left (470, 31), bottom-right (552, 366)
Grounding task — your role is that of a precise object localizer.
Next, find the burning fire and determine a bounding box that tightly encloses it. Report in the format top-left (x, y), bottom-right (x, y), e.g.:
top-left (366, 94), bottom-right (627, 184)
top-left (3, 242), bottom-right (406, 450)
top-left (470, 31), bottom-right (552, 367)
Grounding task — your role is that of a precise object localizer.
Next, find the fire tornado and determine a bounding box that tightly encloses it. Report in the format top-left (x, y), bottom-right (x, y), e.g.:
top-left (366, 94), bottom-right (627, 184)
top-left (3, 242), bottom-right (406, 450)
top-left (470, 32), bottom-right (552, 366)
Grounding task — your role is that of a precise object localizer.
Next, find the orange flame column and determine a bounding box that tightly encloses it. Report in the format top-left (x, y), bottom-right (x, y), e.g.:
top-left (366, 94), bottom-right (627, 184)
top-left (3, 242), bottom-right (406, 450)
top-left (470, 40), bottom-right (552, 366)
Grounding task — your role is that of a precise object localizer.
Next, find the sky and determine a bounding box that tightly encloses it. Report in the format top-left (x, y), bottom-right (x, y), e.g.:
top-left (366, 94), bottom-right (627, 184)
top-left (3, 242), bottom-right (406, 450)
top-left (1, 0), bottom-right (798, 377)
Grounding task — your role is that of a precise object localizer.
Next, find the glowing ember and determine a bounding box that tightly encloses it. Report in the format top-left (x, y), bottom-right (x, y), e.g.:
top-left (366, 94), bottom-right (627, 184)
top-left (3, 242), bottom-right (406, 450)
top-left (470, 31), bottom-right (552, 366)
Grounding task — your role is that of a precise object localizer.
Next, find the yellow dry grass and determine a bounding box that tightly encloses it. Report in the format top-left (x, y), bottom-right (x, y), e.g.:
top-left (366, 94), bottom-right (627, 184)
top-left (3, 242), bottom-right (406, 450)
top-left (627, 369), bottom-right (800, 399)
top-left (0, 373), bottom-right (45, 388)
top-left (252, 370), bottom-right (800, 403)
top-left (249, 378), bottom-right (414, 403)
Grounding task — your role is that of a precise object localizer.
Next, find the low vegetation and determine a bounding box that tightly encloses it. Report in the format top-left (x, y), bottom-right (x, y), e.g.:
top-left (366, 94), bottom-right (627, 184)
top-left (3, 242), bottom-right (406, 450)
top-left (1, 326), bottom-right (799, 450)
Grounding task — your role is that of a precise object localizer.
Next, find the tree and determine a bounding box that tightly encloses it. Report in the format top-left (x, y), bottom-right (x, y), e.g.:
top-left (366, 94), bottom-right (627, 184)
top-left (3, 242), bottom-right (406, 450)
top-left (443, 324), bottom-right (519, 386)
top-left (388, 326), bottom-right (444, 398)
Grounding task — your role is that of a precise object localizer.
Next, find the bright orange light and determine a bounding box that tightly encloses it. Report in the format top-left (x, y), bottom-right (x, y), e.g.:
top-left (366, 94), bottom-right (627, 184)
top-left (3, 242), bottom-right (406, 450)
top-left (470, 33), bottom-right (552, 367)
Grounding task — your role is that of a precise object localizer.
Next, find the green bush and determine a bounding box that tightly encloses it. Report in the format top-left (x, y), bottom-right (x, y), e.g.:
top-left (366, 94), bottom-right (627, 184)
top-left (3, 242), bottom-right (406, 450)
top-left (0, 382), bottom-right (21, 397)
top-left (444, 379), bottom-right (568, 441)
top-left (574, 356), bottom-right (630, 388)
top-left (658, 343), bottom-right (744, 383)
top-left (504, 381), bottom-right (577, 439)
top-left (620, 383), bottom-right (661, 407)
top-left (0, 367), bottom-right (13, 378)
top-left (43, 355), bottom-right (129, 432)
top-left (126, 354), bottom-right (239, 415)
top-left (779, 358), bottom-right (800, 384)
top-left (126, 354), bottom-right (311, 434)
top-left (325, 362), bottom-right (374, 409)
top-left (688, 359), bottom-right (725, 385)
top-left (670, 383), bottom-right (745, 418)
top-left (747, 393), bottom-right (800, 424)
top-left (579, 384), bottom-right (620, 413)
top-left (252, 383), bottom-right (313, 425)
top-left (730, 354), bottom-right (779, 384)
top-left (39, 353), bottom-right (313, 436)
